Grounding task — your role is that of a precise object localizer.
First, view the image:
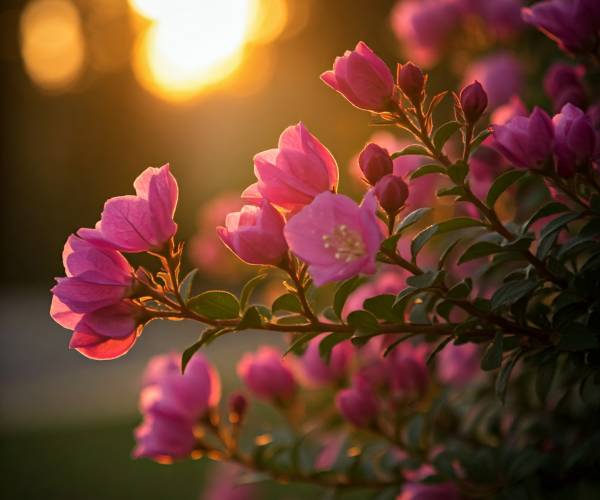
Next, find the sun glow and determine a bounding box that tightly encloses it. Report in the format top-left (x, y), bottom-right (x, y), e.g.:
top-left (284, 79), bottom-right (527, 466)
top-left (130, 0), bottom-right (280, 102)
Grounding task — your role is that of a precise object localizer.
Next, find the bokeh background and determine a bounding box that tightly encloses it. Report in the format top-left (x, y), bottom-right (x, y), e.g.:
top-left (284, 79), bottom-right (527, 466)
top-left (0, 0), bottom-right (402, 498)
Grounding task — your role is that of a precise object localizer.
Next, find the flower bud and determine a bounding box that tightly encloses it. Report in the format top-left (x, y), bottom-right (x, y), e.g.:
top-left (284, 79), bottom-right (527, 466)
top-left (335, 376), bottom-right (379, 428)
top-left (237, 347), bottom-right (296, 402)
top-left (228, 392), bottom-right (248, 424)
top-left (358, 144), bottom-right (394, 185)
top-left (397, 62), bottom-right (425, 103)
top-left (374, 174), bottom-right (409, 213)
top-left (460, 81), bottom-right (488, 124)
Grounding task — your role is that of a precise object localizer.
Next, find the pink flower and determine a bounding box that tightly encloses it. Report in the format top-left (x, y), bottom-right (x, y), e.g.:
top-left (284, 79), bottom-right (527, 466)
top-left (237, 347), bottom-right (296, 401)
top-left (386, 342), bottom-right (429, 399)
top-left (217, 201), bottom-right (288, 266)
top-left (251, 123), bottom-right (338, 213)
top-left (336, 375), bottom-right (379, 427)
top-left (133, 413), bottom-right (196, 462)
top-left (284, 191), bottom-right (383, 286)
top-left (543, 63), bottom-right (587, 112)
top-left (475, 0), bottom-right (524, 40)
top-left (464, 53), bottom-right (522, 109)
top-left (460, 81), bottom-right (488, 123)
top-left (490, 95), bottom-right (527, 126)
top-left (492, 107), bottom-right (554, 169)
top-left (139, 352), bottom-right (221, 421)
top-left (437, 342), bottom-right (481, 387)
top-left (374, 174), bottom-right (409, 214)
top-left (552, 103), bottom-right (596, 177)
top-left (80, 164), bottom-right (178, 253)
top-left (299, 333), bottom-right (353, 386)
top-left (397, 481), bottom-right (460, 500)
top-left (133, 352), bottom-right (221, 462)
top-left (359, 143), bottom-right (394, 186)
top-left (321, 41), bottom-right (394, 112)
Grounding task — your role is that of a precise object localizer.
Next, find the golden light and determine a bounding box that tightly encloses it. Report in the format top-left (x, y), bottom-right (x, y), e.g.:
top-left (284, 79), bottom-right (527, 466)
top-left (131, 0), bottom-right (269, 103)
top-left (20, 0), bottom-right (85, 92)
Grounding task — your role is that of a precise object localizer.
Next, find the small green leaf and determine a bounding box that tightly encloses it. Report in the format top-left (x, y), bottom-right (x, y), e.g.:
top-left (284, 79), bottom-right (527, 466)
top-left (187, 291), bottom-right (240, 319)
top-left (406, 270), bottom-right (444, 289)
top-left (433, 121), bottom-right (462, 150)
top-left (486, 170), bottom-right (527, 207)
top-left (237, 306), bottom-right (263, 329)
top-left (363, 294), bottom-right (400, 322)
top-left (447, 161), bottom-right (469, 184)
top-left (333, 276), bottom-right (366, 319)
top-left (491, 280), bottom-right (538, 310)
top-left (347, 310), bottom-right (380, 336)
top-left (426, 336), bottom-right (454, 366)
top-left (470, 129), bottom-right (492, 150)
top-left (319, 332), bottom-right (352, 362)
top-left (540, 211), bottom-right (581, 239)
top-left (396, 207), bottom-right (432, 234)
top-left (409, 164), bottom-right (446, 180)
top-left (495, 348), bottom-right (523, 403)
top-left (458, 241), bottom-right (503, 264)
top-left (411, 218), bottom-right (485, 259)
top-left (239, 273), bottom-right (268, 309)
top-left (272, 293), bottom-right (302, 314)
top-left (284, 332), bottom-right (320, 356)
top-left (481, 332), bottom-right (504, 371)
top-left (437, 186), bottom-right (466, 198)
top-left (380, 233), bottom-right (402, 253)
top-left (391, 145), bottom-right (430, 158)
top-left (522, 202), bottom-right (569, 233)
top-left (181, 328), bottom-right (223, 372)
top-left (178, 269), bottom-right (198, 301)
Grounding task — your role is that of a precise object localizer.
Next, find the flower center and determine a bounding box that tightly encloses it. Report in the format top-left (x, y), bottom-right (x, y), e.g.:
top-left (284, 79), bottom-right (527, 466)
top-left (322, 224), bottom-right (366, 262)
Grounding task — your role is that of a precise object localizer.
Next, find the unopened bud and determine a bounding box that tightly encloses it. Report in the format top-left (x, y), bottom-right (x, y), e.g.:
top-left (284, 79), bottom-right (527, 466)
top-left (397, 62), bottom-right (425, 103)
top-left (358, 143), bottom-right (393, 185)
top-left (460, 81), bottom-right (488, 124)
top-left (374, 174), bottom-right (409, 213)
top-left (228, 392), bottom-right (248, 424)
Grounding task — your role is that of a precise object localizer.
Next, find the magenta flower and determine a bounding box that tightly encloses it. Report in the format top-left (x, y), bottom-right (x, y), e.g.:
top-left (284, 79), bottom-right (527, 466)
top-left (299, 333), bottom-right (353, 386)
top-left (133, 413), bottom-right (197, 462)
top-left (464, 53), bottom-right (522, 109)
top-left (386, 342), bottom-right (429, 399)
top-left (80, 164), bottom-right (178, 253)
top-left (374, 174), bottom-right (409, 214)
top-left (492, 107), bottom-right (554, 169)
top-left (336, 375), bottom-right (379, 428)
top-left (359, 143), bottom-right (394, 186)
top-left (490, 95), bottom-right (527, 126)
top-left (553, 104), bottom-right (597, 177)
top-left (237, 347), bottom-right (296, 402)
top-left (217, 200), bottom-right (288, 266)
top-left (284, 191), bottom-right (383, 287)
top-left (252, 123), bottom-right (338, 213)
top-left (522, 0), bottom-right (600, 54)
top-left (543, 63), bottom-right (587, 112)
top-left (476, 0), bottom-right (525, 40)
top-left (437, 343), bottom-right (481, 387)
top-left (321, 41), bottom-right (394, 112)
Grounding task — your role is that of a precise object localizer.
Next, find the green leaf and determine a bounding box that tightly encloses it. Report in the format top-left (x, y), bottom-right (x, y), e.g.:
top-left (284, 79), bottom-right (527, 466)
top-left (458, 241), bottom-right (503, 264)
top-left (486, 170), bottom-right (526, 207)
top-left (380, 233), bottom-right (402, 253)
top-left (333, 276), bottom-right (366, 319)
top-left (187, 291), bottom-right (240, 319)
top-left (406, 270), bottom-right (444, 289)
top-left (239, 274), bottom-right (268, 309)
top-left (490, 280), bottom-right (538, 310)
top-left (181, 328), bottom-right (223, 373)
top-left (436, 186), bottom-right (466, 198)
top-left (284, 332), bottom-right (320, 356)
top-left (411, 218), bottom-right (485, 259)
top-left (433, 121), bottom-right (462, 150)
top-left (347, 310), bottom-right (380, 336)
top-left (237, 306), bottom-right (263, 329)
top-left (178, 269), bottom-right (198, 301)
top-left (481, 332), bottom-right (504, 371)
top-left (540, 211), bottom-right (581, 239)
top-left (409, 164), bottom-right (446, 180)
top-left (396, 207), bottom-right (432, 234)
top-left (363, 294), bottom-right (398, 322)
top-left (522, 202), bottom-right (569, 233)
top-left (447, 161), bottom-right (469, 184)
top-left (470, 129), bottom-right (492, 150)
top-left (495, 348), bottom-right (523, 403)
top-left (426, 336), bottom-right (454, 366)
top-left (319, 332), bottom-right (352, 362)
top-left (272, 293), bottom-right (302, 314)
top-left (391, 145), bottom-right (429, 158)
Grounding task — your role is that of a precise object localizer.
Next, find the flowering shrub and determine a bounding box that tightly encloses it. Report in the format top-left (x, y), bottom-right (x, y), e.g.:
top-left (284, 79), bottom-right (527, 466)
top-left (50, 1), bottom-right (600, 498)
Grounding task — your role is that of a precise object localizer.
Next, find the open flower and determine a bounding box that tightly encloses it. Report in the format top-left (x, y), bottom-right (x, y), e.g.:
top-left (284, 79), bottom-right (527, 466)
top-left (321, 41), bottom-right (394, 112)
top-left (217, 200), bottom-right (288, 265)
top-left (80, 164), bottom-right (178, 253)
top-left (552, 103), bottom-right (596, 177)
top-left (251, 123), bottom-right (338, 213)
top-left (284, 191), bottom-right (383, 286)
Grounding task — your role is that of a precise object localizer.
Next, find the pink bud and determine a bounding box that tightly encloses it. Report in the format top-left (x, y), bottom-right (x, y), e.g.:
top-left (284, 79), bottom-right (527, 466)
top-left (359, 143), bottom-right (394, 185)
top-left (229, 392), bottom-right (248, 423)
top-left (336, 376), bottom-right (379, 428)
top-left (460, 81), bottom-right (488, 124)
top-left (374, 174), bottom-right (409, 213)
top-left (217, 201), bottom-right (288, 266)
top-left (321, 41), bottom-right (395, 112)
top-left (237, 347), bottom-right (296, 401)
top-left (397, 62), bottom-right (425, 103)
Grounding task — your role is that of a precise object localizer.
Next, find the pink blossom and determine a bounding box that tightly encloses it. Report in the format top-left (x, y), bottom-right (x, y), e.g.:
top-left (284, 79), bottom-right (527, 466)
top-left (321, 41), bottom-right (394, 112)
top-left (544, 63), bottom-right (587, 112)
top-left (217, 201), bottom-right (288, 266)
top-left (336, 375), bottom-right (379, 427)
top-left (284, 191), bottom-right (383, 286)
top-left (490, 95), bottom-right (527, 126)
top-left (386, 342), bottom-right (429, 399)
top-left (437, 342), bottom-right (481, 387)
top-left (552, 103), bottom-right (596, 177)
top-left (299, 333), bottom-right (353, 386)
top-left (133, 413), bottom-right (197, 462)
top-left (80, 164), bottom-right (178, 253)
top-left (237, 347), bottom-right (296, 401)
top-left (464, 53), bottom-right (522, 109)
top-left (252, 123), bottom-right (338, 213)
top-left (359, 143), bottom-right (394, 186)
